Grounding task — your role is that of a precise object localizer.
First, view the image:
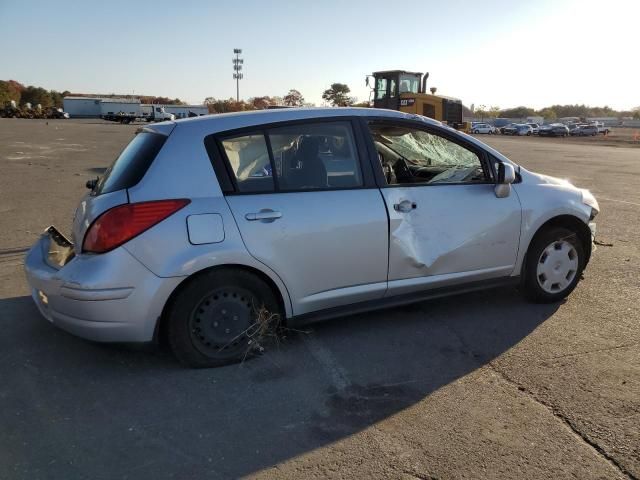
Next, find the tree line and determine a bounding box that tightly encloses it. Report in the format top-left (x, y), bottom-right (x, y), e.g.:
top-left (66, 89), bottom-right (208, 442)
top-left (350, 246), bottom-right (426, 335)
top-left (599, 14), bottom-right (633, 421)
top-left (474, 103), bottom-right (640, 120)
top-left (0, 80), bottom-right (185, 108)
top-left (4, 78), bottom-right (637, 119)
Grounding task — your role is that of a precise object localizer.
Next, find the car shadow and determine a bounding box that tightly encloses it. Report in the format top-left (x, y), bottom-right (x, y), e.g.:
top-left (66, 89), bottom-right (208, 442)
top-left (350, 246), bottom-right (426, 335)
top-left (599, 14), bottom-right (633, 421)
top-left (0, 288), bottom-right (559, 479)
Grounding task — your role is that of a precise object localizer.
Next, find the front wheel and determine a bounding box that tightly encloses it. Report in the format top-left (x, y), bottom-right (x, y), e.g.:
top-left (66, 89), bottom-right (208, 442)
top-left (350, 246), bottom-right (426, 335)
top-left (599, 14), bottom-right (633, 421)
top-left (167, 269), bottom-right (281, 368)
top-left (523, 227), bottom-right (585, 303)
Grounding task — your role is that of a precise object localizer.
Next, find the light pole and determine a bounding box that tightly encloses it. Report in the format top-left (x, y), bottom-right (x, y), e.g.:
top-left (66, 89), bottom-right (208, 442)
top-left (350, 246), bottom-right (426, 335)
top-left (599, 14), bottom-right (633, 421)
top-left (233, 48), bottom-right (243, 102)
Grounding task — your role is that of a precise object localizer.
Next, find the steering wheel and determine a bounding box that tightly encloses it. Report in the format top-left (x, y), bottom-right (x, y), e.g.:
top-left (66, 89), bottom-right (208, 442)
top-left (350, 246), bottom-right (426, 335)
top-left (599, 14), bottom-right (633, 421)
top-left (392, 158), bottom-right (413, 183)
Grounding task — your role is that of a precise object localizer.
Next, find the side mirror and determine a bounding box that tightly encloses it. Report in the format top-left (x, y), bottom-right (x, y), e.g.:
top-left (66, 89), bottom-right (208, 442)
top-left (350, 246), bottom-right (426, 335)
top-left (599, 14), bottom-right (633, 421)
top-left (495, 163), bottom-right (515, 198)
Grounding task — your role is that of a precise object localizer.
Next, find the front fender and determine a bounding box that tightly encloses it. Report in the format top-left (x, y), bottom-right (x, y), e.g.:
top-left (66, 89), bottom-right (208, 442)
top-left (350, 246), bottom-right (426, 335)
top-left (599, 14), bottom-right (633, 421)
top-left (512, 177), bottom-right (591, 275)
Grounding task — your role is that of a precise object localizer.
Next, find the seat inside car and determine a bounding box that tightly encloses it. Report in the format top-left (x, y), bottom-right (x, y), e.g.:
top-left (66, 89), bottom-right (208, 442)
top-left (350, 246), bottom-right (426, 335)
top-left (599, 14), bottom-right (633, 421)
top-left (282, 135), bottom-right (327, 190)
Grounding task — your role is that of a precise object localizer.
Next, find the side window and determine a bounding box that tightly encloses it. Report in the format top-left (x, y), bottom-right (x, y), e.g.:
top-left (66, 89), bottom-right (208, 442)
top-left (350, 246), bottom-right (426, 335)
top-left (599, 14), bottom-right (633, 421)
top-left (376, 78), bottom-right (388, 100)
top-left (221, 134), bottom-right (274, 192)
top-left (267, 121), bottom-right (362, 190)
top-left (369, 123), bottom-right (489, 185)
top-left (389, 79), bottom-right (397, 98)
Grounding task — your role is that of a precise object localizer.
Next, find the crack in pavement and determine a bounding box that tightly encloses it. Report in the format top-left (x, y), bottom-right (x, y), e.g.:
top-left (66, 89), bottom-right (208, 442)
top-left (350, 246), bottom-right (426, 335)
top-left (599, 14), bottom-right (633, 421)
top-left (488, 363), bottom-right (637, 480)
top-left (543, 342), bottom-right (639, 361)
top-left (443, 322), bottom-right (637, 480)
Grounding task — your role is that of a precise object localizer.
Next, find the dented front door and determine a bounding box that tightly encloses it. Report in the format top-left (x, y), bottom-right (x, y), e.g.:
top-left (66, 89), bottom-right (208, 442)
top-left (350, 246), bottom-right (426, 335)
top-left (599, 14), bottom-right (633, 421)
top-left (381, 183), bottom-right (521, 296)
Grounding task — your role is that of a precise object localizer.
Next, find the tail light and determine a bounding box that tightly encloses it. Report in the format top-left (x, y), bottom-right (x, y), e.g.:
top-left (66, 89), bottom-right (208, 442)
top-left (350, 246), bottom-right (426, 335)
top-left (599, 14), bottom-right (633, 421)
top-left (82, 199), bottom-right (190, 253)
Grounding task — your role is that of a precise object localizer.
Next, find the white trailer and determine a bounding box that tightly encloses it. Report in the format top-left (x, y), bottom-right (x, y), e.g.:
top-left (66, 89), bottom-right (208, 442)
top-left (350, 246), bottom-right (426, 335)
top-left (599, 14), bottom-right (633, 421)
top-left (63, 97), bottom-right (102, 118)
top-left (100, 100), bottom-right (142, 123)
top-left (164, 105), bottom-right (208, 119)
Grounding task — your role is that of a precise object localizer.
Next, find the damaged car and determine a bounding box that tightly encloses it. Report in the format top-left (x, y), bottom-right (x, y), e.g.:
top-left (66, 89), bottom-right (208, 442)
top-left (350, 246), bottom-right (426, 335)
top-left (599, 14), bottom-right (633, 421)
top-left (25, 108), bottom-right (599, 367)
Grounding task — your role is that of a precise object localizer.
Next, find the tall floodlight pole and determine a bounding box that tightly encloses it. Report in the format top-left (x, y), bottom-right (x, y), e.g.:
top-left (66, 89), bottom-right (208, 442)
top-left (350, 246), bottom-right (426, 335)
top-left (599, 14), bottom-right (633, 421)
top-left (233, 49), bottom-right (243, 102)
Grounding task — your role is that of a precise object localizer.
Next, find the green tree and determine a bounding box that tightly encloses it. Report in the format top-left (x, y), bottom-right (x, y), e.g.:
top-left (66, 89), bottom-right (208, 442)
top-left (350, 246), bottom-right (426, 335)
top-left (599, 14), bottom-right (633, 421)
top-left (20, 86), bottom-right (54, 108)
top-left (322, 83), bottom-right (354, 107)
top-left (474, 104), bottom-right (488, 120)
top-left (538, 107), bottom-right (557, 120)
top-left (488, 106), bottom-right (501, 118)
top-left (283, 89), bottom-right (304, 106)
top-left (499, 106), bottom-right (535, 118)
top-left (632, 107), bottom-right (640, 120)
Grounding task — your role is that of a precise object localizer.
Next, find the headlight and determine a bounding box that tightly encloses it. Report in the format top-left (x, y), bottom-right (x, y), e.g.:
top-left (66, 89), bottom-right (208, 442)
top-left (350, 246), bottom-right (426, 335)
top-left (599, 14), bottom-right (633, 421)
top-left (581, 189), bottom-right (599, 219)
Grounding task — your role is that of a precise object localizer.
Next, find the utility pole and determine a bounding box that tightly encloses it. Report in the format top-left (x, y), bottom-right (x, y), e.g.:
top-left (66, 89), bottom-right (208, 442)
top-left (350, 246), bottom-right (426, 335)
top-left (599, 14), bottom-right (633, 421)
top-left (233, 49), bottom-right (243, 102)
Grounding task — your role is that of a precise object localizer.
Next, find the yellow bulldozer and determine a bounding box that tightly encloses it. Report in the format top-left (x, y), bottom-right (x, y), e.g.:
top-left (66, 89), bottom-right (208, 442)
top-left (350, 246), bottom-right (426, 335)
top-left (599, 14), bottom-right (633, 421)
top-left (367, 70), bottom-right (468, 131)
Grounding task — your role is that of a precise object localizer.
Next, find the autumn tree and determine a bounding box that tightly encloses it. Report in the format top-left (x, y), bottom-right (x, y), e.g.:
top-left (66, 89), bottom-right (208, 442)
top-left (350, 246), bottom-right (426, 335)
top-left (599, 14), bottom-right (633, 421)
top-left (250, 96), bottom-right (281, 109)
top-left (0, 80), bottom-right (25, 105)
top-left (283, 89), bottom-right (304, 106)
top-left (322, 83), bottom-right (354, 107)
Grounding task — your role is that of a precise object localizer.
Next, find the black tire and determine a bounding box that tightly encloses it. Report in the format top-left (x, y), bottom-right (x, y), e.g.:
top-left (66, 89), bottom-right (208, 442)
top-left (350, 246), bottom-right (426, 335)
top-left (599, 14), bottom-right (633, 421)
top-left (523, 226), bottom-right (585, 303)
top-left (167, 269), bottom-right (281, 368)
top-left (473, 130), bottom-right (479, 134)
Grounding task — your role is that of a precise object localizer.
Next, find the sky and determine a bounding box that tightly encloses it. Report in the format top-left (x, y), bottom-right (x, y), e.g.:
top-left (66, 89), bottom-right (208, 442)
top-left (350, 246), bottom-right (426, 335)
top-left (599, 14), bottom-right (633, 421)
top-left (1, 0), bottom-right (638, 110)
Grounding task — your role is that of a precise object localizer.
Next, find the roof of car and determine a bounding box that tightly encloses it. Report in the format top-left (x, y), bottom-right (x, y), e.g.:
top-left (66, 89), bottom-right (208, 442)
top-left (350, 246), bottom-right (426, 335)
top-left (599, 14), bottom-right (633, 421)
top-left (162, 107), bottom-right (442, 135)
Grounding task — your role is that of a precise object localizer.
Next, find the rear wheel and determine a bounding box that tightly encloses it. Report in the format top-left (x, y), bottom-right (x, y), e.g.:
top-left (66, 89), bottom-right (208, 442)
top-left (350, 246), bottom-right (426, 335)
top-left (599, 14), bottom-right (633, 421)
top-left (523, 227), bottom-right (585, 303)
top-left (167, 269), bottom-right (281, 368)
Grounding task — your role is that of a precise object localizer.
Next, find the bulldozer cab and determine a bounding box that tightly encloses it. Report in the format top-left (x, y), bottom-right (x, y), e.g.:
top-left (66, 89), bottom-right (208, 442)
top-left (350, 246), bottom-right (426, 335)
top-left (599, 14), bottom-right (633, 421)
top-left (371, 70), bottom-right (422, 110)
top-left (369, 69), bottom-right (466, 130)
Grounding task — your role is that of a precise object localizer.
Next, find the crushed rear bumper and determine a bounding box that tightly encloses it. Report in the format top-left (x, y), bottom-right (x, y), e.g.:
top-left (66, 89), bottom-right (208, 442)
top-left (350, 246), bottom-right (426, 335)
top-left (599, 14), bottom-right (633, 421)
top-left (24, 228), bottom-right (183, 343)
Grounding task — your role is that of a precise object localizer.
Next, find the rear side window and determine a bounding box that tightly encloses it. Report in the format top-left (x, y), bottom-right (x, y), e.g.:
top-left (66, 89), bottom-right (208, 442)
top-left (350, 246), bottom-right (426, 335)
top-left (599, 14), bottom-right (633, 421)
top-left (95, 132), bottom-right (166, 195)
top-left (220, 134), bottom-right (274, 193)
top-left (216, 121), bottom-right (362, 193)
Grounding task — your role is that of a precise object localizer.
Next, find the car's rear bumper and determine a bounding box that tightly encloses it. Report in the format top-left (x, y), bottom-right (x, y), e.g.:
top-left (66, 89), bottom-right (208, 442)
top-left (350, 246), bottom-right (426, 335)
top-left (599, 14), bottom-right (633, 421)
top-left (24, 232), bottom-right (184, 343)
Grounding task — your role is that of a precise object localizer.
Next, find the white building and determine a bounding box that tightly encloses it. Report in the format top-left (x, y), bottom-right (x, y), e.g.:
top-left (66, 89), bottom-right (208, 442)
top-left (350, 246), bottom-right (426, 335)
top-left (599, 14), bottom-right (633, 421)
top-left (63, 96), bottom-right (207, 119)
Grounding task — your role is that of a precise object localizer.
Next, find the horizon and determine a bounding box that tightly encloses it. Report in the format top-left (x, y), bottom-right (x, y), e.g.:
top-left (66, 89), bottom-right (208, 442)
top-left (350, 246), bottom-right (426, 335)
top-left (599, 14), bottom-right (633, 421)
top-left (1, 0), bottom-right (638, 110)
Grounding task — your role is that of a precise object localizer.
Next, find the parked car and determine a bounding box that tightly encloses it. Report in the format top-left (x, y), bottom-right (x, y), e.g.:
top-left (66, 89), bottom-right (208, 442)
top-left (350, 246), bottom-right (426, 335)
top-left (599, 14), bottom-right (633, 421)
top-left (539, 124), bottom-right (570, 137)
top-left (24, 108), bottom-right (599, 367)
top-left (498, 123), bottom-right (513, 134)
top-left (571, 125), bottom-right (599, 136)
top-left (527, 123), bottom-right (540, 134)
top-left (597, 125), bottom-right (611, 135)
top-left (471, 123), bottom-right (496, 134)
top-left (503, 124), bottom-right (533, 136)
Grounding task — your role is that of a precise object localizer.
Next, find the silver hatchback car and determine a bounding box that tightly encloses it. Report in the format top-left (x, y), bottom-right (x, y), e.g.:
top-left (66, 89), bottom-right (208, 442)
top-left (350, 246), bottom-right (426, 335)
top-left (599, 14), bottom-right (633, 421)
top-left (25, 108), bottom-right (599, 367)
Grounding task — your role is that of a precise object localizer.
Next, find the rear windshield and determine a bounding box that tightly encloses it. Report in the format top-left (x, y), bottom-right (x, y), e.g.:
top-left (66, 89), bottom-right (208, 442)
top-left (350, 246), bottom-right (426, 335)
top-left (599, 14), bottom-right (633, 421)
top-left (94, 132), bottom-right (166, 195)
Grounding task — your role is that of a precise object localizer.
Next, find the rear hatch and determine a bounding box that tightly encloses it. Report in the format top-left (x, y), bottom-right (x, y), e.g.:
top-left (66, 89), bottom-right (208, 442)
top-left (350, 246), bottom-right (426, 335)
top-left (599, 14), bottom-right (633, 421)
top-left (71, 125), bottom-right (174, 249)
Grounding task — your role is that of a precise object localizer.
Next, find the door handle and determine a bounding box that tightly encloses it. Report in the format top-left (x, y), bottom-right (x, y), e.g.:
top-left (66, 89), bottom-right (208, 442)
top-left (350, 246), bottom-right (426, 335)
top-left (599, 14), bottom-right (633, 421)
top-left (393, 200), bottom-right (417, 213)
top-left (245, 210), bottom-right (282, 222)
